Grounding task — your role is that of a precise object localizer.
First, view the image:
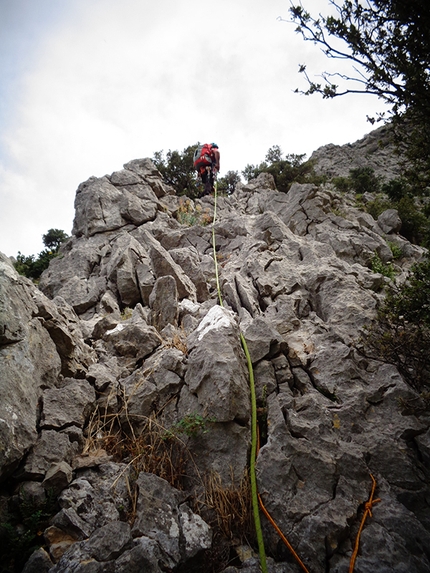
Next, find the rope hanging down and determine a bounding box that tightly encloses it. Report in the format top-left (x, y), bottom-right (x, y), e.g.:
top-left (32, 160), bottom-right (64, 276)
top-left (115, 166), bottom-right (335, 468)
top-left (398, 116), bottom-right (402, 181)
top-left (211, 183), bottom-right (268, 573)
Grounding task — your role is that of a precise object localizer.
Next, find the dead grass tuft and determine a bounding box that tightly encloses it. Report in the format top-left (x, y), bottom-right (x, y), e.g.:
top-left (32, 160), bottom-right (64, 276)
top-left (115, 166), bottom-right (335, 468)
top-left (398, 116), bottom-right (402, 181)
top-left (84, 405), bottom-right (191, 491)
top-left (199, 470), bottom-right (253, 544)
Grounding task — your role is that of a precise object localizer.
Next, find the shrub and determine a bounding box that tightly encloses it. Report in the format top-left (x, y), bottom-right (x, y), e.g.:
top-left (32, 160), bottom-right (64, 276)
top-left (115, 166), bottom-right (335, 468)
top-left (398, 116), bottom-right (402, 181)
top-left (363, 255), bottom-right (430, 396)
top-left (0, 488), bottom-right (57, 572)
top-left (153, 144), bottom-right (200, 198)
top-left (169, 413), bottom-right (216, 438)
top-left (332, 176), bottom-right (351, 193)
top-left (381, 178), bottom-right (410, 202)
top-left (365, 195), bottom-right (392, 219)
top-left (396, 196), bottom-right (430, 246)
top-left (14, 229), bottom-right (69, 281)
top-left (217, 171), bottom-right (241, 195)
top-left (370, 253), bottom-right (396, 279)
top-left (349, 166), bottom-right (381, 194)
top-left (242, 146), bottom-right (314, 193)
top-left (176, 198), bottom-right (212, 226)
top-left (387, 241), bottom-right (403, 260)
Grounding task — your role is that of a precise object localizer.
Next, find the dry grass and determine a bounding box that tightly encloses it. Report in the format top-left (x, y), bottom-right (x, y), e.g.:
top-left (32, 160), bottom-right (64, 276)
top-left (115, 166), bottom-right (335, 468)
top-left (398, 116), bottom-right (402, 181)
top-left (84, 405), bottom-right (191, 491)
top-left (83, 389), bottom-right (253, 567)
top-left (162, 327), bottom-right (188, 355)
top-left (198, 470), bottom-right (253, 544)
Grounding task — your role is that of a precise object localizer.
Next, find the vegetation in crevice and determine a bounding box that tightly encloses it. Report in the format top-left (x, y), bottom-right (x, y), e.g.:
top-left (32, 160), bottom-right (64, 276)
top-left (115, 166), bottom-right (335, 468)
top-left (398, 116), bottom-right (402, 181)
top-left (362, 254), bottom-right (430, 402)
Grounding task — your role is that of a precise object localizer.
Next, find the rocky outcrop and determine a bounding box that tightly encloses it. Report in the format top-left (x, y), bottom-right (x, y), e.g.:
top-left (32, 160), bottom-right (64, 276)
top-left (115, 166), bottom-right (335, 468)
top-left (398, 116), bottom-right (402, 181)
top-left (310, 123), bottom-right (405, 181)
top-left (1, 150), bottom-right (429, 573)
top-left (0, 254), bottom-right (95, 480)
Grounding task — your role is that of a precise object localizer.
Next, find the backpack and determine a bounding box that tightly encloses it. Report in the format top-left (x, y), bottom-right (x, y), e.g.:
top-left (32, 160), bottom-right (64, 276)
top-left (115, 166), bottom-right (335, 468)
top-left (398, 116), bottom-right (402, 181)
top-left (193, 144), bottom-right (213, 170)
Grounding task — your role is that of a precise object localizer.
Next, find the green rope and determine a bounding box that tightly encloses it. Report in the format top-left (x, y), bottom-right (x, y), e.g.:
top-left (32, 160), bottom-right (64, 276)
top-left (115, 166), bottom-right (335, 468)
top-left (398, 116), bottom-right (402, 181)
top-left (211, 182), bottom-right (268, 573)
top-left (212, 181), bottom-right (223, 308)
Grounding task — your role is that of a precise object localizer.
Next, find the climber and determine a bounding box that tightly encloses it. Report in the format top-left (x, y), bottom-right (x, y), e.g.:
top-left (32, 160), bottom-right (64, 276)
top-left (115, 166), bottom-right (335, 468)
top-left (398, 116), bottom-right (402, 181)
top-left (193, 143), bottom-right (220, 196)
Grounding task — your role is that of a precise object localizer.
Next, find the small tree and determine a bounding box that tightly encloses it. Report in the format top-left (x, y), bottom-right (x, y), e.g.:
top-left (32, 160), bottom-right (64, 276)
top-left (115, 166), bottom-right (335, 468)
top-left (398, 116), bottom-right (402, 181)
top-left (288, 0), bottom-right (430, 187)
top-left (153, 144), bottom-right (200, 198)
top-left (217, 170), bottom-right (241, 195)
top-left (42, 228), bottom-right (69, 252)
top-left (363, 255), bottom-right (430, 396)
top-left (349, 167), bottom-right (381, 195)
top-left (242, 146), bottom-right (313, 193)
top-left (14, 229), bottom-right (69, 281)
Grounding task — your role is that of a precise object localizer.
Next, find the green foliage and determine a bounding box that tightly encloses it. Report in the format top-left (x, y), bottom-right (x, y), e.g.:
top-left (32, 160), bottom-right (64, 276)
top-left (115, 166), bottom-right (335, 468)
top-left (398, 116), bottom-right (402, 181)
top-left (42, 228), bottom-right (69, 251)
top-left (0, 488), bottom-right (57, 573)
top-left (175, 198), bottom-right (212, 227)
top-left (354, 177), bottom-right (430, 246)
top-left (242, 146), bottom-right (315, 193)
top-left (349, 167), bottom-right (381, 195)
top-left (168, 413), bottom-right (216, 438)
top-left (330, 169), bottom-right (430, 248)
top-left (363, 255), bottom-right (430, 395)
top-left (387, 241), bottom-right (403, 260)
top-left (381, 178), bottom-right (411, 202)
top-left (332, 167), bottom-right (380, 195)
top-left (153, 144), bottom-right (200, 198)
top-left (365, 194), bottom-right (392, 220)
top-left (332, 176), bottom-right (351, 193)
top-left (14, 228), bottom-right (69, 281)
top-left (289, 0), bottom-right (430, 186)
top-left (217, 170), bottom-right (241, 195)
top-left (370, 253), bottom-right (396, 280)
top-left (396, 196), bottom-right (430, 246)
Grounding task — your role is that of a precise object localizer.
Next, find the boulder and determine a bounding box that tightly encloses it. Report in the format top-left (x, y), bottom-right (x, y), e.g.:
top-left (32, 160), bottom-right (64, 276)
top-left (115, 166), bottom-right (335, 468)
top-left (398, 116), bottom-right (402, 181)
top-left (149, 275), bottom-right (179, 331)
top-left (378, 208), bottom-right (402, 234)
top-left (41, 379), bottom-right (96, 430)
top-left (132, 472), bottom-right (211, 567)
top-left (0, 255), bottom-right (61, 478)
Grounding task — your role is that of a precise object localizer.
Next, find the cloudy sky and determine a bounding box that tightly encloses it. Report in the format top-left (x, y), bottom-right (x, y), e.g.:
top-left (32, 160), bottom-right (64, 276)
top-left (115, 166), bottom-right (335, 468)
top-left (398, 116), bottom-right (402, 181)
top-left (0, 0), bottom-right (386, 258)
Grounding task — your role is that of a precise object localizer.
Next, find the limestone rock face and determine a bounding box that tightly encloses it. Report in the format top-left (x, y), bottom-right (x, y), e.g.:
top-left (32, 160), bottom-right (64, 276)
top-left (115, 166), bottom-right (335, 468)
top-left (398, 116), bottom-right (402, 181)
top-left (0, 254), bottom-right (94, 479)
top-left (310, 124), bottom-right (405, 181)
top-left (2, 149), bottom-right (429, 573)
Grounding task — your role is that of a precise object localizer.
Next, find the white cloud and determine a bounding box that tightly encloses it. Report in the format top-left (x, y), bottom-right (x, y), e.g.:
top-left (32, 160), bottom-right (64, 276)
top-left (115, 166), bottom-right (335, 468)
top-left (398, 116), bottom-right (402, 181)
top-left (0, 0), bottom-right (387, 257)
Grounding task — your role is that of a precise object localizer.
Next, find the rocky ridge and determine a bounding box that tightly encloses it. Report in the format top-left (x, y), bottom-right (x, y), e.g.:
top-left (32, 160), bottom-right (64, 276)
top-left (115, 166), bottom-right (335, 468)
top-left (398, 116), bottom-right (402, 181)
top-left (1, 144), bottom-right (429, 573)
top-left (310, 123), bottom-right (404, 181)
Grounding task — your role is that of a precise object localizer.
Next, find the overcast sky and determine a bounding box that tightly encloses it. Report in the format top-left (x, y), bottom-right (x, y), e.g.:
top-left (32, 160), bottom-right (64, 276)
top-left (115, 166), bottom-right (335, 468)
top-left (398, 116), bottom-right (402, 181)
top-left (0, 0), bottom-right (386, 258)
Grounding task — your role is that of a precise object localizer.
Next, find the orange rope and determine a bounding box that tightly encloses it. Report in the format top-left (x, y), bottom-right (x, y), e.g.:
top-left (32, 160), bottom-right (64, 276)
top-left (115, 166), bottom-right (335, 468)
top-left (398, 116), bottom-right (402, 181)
top-left (258, 493), bottom-right (311, 573)
top-left (349, 473), bottom-right (381, 573)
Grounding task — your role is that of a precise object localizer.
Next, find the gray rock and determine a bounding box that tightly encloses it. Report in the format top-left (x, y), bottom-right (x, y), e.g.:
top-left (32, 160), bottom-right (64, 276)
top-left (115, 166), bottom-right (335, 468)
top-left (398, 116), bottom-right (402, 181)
top-left (22, 547), bottom-right (53, 573)
top-left (34, 292), bottom-right (96, 375)
top-left (149, 275), bottom-right (179, 331)
top-left (185, 305), bottom-right (250, 424)
top-left (86, 360), bottom-right (118, 391)
top-left (243, 316), bottom-right (283, 364)
top-left (310, 124), bottom-right (404, 181)
top-left (179, 502), bottom-right (213, 559)
top-left (0, 256), bottom-right (61, 478)
top-left (24, 430), bottom-right (77, 479)
top-left (102, 317), bottom-right (161, 364)
top-left (132, 472), bottom-right (211, 567)
top-left (113, 536), bottom-right (163, 573)
top-left (84, 521), bottom-right (132, 561)
top-left (2, 132), bottom-right (430, 573)
top-left (42, 461), bottom-right (73, 495)
top-left (141, 229), bottom-right (197, 300)
top-left (41, 379), bottom-right (96, 430)
top-left (54, 463), bottom-right (131, 538)
top-left (377, 208), bottom-right (402, 234)
top-left (170, 247), bottom-right (210, 302)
